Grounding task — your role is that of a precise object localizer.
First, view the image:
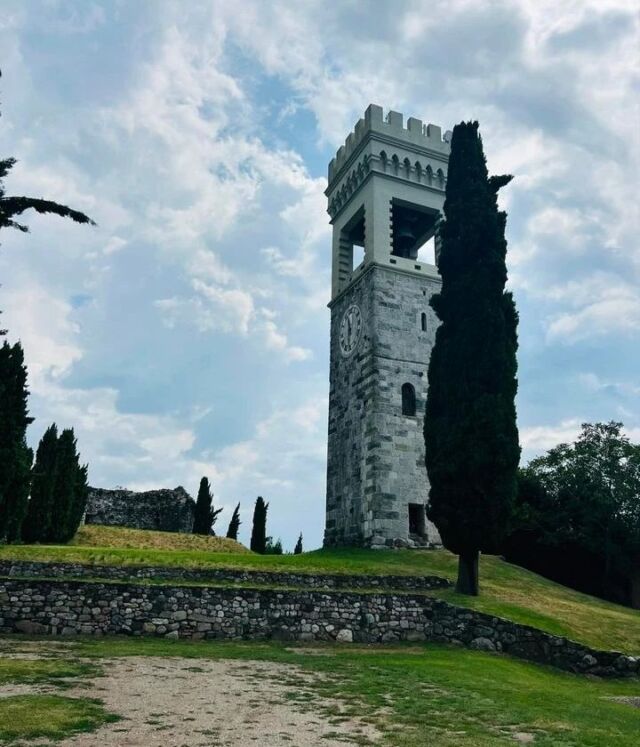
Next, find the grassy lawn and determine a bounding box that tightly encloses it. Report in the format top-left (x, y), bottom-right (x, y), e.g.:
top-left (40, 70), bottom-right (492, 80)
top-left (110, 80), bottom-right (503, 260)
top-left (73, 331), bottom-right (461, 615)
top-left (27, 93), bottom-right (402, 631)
top-left (4, 636), bottom-right (638, 746)
top-left (3, 536), bottom-right (639, 655)
top-left (0, 657), bottom-right (97, 686)
top-left (0, 694), bottom-right (116, 743)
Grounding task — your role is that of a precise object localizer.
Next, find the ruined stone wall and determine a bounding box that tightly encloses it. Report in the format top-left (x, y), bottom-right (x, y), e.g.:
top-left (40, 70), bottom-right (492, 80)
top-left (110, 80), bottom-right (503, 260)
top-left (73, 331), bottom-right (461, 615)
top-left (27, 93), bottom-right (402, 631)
top-left (1, 577), bottom-right (637, 678)
top-left (85, 486), bottom-right (195, 533)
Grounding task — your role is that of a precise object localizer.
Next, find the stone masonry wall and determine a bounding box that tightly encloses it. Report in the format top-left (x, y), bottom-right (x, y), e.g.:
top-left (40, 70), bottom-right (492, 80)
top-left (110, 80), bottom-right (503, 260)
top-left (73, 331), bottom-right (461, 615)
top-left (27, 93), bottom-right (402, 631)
top-left (0, 560), bottom-right (451, 593)
top-left (325, 264), bottom-right (442, 549)
top-left (1, 577), bottom-right (637, 678)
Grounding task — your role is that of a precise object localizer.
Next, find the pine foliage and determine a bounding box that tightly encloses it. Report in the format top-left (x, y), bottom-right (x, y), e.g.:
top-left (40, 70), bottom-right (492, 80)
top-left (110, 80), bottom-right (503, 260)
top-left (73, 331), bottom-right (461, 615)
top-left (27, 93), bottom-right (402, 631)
top-left (0, 340), bottom-right (33, 541)
top-left (424, 121), bottom-right (520, 594)
top-left (294, 533), bottom-right (303, 554)
top-left (0, 71), bottom-right (94, 235)
top-left (226, 502), bottom-right (241, 540)
top-left (250, 496), bottom-right (268, 554)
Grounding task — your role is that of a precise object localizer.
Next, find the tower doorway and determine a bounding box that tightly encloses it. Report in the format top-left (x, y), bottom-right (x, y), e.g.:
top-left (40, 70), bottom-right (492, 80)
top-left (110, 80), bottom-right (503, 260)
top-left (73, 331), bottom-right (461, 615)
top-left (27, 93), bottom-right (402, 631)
top-left (408, 503), bottom-right (427, 538)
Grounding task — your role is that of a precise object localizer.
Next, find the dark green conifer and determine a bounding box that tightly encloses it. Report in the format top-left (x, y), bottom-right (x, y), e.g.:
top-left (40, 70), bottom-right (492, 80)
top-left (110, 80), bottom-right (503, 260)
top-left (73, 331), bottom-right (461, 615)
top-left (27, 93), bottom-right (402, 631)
top-left (250, 496), bottom-right (268, 554)
top-left (294, 533), bottom-right (303, 555)
top-left (22, 424), bottom-right (59, 542)
top-left (226, 502), bottom-right (241, 540)
top-left (48, 428), bottom-right (78, 542)
top-left (193, 477), bottom-right (213, 535)
top-left (424, 121), bottom-right (520, 595)
top-left (0, 341), bottom-right (33, 541)
top-left (65, 462), bottom-right (89, 543)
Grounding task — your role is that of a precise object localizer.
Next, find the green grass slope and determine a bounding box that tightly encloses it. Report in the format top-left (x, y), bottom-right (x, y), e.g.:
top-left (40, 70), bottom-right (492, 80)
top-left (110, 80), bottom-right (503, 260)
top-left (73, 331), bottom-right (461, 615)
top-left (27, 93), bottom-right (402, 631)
top-left (70, 524), bottom-right (249, 552)
top-left (1, 529), bottom-right (639, 655)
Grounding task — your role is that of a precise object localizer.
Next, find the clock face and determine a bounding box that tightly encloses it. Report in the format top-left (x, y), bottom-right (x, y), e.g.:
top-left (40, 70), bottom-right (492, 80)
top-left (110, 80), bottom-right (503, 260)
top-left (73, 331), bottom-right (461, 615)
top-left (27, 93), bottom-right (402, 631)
top-left (339, 304), bottom-right (362, 357)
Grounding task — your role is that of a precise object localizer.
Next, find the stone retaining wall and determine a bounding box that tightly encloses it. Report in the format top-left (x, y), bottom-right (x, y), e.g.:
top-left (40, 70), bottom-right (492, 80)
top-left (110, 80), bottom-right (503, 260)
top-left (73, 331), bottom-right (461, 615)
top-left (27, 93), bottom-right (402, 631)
top-left (0, 560), bottom-right (451, 592)
top-left (1, 577), bottom-right (637, 678)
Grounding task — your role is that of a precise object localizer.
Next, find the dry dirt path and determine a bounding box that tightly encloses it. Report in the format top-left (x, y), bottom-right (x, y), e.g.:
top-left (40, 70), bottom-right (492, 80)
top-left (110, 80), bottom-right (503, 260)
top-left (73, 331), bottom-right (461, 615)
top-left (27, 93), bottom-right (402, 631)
top-left (4, 655), bottom-right (381, 747)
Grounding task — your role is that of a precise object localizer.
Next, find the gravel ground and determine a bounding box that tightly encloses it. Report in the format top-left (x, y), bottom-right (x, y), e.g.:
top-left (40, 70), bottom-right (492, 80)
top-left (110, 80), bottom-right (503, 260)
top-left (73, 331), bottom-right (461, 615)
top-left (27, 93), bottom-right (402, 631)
top-left (1, 654), bottom-right (380, 746)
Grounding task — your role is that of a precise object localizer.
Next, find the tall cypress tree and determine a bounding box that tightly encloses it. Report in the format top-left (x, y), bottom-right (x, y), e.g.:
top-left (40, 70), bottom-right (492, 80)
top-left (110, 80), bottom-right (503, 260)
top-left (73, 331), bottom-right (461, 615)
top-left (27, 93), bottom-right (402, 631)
top-left (0, 341), bottom-right (33, 541)
top-left (424, 121), bottom-right (520, 595)
top-left (193, 477), bottom-right (213, 535)
top-left (193, 477), bottom-right (222, 535)
top-left (48, 428), bottom-right (78, 543)
top-left (22, 424), bottom-right (59, 542)
top-left (250, 496), bottom-right (268, 554)
top-left (294, 533), bottom-right (303, 555)
top-left (226, 502), bottom-right (241, 540)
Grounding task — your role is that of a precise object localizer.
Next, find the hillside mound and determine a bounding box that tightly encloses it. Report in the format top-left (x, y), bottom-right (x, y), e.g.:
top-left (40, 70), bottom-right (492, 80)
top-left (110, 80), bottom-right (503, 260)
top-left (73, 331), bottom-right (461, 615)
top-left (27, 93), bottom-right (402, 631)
top-left (71, 525), bottom-right (249, 554)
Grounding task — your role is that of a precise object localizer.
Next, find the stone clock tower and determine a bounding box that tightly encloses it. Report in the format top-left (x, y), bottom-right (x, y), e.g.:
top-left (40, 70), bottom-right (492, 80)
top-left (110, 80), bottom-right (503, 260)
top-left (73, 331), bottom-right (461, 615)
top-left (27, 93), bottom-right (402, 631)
top-left (324, 104), bottom-right (450, 548)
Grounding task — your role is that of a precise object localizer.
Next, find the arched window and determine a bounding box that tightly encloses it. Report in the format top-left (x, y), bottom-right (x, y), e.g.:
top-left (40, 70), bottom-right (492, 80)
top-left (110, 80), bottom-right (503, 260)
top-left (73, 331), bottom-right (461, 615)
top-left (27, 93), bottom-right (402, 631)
top-left (421, 312), bottom-right (427, 332)
top-left (401, 383), bottom-right (416, 416)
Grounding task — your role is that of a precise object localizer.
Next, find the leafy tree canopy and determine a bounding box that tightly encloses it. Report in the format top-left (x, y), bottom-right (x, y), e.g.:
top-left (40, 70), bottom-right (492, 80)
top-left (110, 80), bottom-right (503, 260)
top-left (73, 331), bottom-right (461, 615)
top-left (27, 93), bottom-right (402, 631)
top-left (519, 422), bottom-right (640, 577)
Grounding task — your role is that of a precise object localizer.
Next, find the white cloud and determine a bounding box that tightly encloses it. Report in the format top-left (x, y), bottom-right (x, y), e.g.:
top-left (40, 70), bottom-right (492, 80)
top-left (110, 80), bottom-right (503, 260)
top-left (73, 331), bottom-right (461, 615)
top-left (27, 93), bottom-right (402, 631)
top-left (517, 265), bottom-right (640, 345)
top-left (259, 316), bottom-right (311, 362)
top-left (520, 418), bottom-right (584, 452)
top-left (1, 285), bottom-right (82, 384)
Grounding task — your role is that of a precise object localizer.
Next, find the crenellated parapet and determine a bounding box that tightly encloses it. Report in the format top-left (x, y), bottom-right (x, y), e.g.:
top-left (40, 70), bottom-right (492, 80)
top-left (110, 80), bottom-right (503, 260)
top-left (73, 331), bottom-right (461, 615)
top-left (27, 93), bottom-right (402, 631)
top-left (328, 104), bottom-right (451, 186)
top-left (326, 105), bottom-right (451, 221)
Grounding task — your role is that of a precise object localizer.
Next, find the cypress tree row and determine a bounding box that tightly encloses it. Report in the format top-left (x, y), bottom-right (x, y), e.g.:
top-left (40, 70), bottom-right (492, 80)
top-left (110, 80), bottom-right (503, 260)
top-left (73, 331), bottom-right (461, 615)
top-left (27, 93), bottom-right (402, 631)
top-left (250, 496), bottom-right (268, 554)
top-left (0, 341), bottom-right (33, 542)
top-left (424, 121), bottom-right (520, 596)
top-left (21, 424), bottom-right (59, 542)
top-left (22, 424), bottom-right (88, 543)
top-left (226, 502), bottom-right (241, 540)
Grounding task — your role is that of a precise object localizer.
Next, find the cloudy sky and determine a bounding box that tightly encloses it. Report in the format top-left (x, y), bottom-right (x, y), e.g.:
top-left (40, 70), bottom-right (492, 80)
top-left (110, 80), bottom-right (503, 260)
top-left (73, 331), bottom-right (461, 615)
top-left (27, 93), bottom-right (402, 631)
top-left (1, 0), bottom-right (638, 550)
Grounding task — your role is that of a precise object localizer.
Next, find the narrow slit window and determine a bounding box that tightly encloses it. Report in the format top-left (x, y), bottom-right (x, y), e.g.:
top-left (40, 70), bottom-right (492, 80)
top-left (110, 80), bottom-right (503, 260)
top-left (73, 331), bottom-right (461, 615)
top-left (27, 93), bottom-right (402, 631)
top-left (401, 383), bottom-right (416, 416)
top-left (421, 312), bottom-right (427, 332)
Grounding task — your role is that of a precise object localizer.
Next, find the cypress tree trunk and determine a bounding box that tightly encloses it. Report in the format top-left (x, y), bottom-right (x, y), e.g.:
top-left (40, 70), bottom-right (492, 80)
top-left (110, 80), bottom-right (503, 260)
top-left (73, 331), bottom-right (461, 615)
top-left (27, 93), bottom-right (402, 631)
top-left (456, 550), bottom-right (479, 595)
